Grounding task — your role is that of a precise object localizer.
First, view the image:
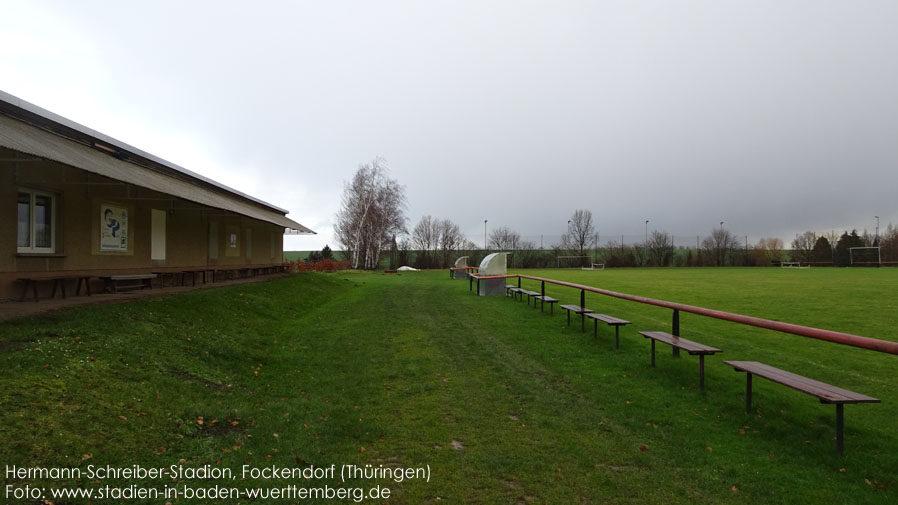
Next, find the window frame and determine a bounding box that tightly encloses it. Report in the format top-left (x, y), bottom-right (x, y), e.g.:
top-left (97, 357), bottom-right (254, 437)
top-left (16, 187), bottom-right (57, 254)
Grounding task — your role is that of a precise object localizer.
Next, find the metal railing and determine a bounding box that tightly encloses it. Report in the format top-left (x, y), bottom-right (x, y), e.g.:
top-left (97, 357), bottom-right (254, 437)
top-left (468, 273), bottom-right (898, 356)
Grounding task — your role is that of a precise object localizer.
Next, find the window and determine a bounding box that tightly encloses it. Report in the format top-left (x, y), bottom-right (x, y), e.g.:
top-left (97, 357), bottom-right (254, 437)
top-left (17, 189), bottom-right (56, 253)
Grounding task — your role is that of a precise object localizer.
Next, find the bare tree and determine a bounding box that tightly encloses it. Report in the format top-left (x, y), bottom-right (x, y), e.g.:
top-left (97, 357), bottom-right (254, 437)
top-left (561, 209), bottom-right (596, 256)
top-left (334, 158), bottom-right (407, 269)
top-left (701, 226), bottom-right (739, 266)
top-left (437, 218), bottom-right (464, 268)
top-left (790, 231), bottom-right (815, 263)
top-left (754, 237), bottom-right (785, 265)
top-left (410, 215), bottom-right (439, 267)
top-left (488, 226), bottom-right (523, 250)
top-left (646, 230), bottom-right (675, 266)
top-left (410, 215), bottom-right (465, 268)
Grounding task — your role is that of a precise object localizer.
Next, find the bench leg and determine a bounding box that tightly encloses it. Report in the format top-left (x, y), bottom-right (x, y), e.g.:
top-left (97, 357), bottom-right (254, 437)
top-left (836, 404), bottom-right (844, 455)
top-left (745, 373), bottom-right (753, 413)
top-left (699, 354), bottom-right (705, 389)
top-left (566, 310), bottom-right (570, 326)
top-left (615, 325), bottom-right (620, 349)
top-left (593, 318), bottom-right (598, 339)
top-left (581, 313), bottom-right (585, 332)
top-left (650, 339), bottom-right (655, 367)
top-left (550, 303), bottom-right (554, 315)
top-left (672, 309), bottom-right (680, 357)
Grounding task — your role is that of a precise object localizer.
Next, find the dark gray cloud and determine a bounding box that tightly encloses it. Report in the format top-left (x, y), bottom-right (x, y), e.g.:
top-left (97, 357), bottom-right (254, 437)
top-left (4, 0), bottom-right (896, 249)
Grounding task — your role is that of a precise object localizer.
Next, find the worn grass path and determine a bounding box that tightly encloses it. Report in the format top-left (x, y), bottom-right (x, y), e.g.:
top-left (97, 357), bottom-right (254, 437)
top-left (1, 269), bottom-right (895, 504)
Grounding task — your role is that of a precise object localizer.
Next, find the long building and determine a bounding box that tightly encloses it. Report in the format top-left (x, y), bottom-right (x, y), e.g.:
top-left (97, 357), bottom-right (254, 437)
top-left (1, 90), bottom-right (313, 301)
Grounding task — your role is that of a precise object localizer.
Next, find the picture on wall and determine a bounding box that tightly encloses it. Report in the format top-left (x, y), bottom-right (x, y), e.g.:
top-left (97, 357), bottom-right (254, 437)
top-left (100, 203), bottom-right (128, 251)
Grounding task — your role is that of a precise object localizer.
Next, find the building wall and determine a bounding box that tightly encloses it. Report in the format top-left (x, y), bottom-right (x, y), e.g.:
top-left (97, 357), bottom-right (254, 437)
top-left (2, 148), bottom-right (285, 300)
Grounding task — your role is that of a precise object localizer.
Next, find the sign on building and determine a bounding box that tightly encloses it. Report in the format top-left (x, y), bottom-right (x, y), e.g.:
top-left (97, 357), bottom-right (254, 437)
top-left (100, 203), bottom-right (128, 251)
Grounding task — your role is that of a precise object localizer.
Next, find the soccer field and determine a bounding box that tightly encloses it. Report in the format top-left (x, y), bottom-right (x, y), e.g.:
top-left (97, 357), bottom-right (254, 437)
top-left (1, 268), bottom-right (895, 504)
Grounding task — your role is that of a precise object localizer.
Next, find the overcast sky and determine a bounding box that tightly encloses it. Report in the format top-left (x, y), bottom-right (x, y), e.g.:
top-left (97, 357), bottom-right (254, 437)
top-left (3, 0), bottom-right (897, 250)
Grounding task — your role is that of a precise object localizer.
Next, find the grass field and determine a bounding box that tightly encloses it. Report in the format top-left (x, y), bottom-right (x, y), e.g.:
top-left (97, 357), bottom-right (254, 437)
top-left (1, 268), bottom-right (896, 504)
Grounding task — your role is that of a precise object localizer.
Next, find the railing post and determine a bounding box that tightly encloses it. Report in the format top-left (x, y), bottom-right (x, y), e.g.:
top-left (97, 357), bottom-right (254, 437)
top-left (580, 289), bottom-right (586, 331)
top-left (672, 309), bottom-right (680, 357)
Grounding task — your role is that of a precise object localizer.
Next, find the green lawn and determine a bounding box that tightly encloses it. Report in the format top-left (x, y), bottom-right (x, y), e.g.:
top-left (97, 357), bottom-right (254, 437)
top-left (1, 268), bottom-right (896, 504)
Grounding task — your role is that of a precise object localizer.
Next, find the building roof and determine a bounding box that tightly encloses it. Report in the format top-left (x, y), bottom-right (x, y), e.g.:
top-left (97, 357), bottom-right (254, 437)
top-left (0, 90), bottom-right (314, 234)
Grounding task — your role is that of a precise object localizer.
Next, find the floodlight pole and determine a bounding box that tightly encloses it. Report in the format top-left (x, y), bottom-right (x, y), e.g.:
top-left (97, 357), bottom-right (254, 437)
top-left (484, 219), bottom-right (488, 251)
top-left (644, 220), bottom-right (649, 267)
top-left (875, 216), bottom-right (880, 243)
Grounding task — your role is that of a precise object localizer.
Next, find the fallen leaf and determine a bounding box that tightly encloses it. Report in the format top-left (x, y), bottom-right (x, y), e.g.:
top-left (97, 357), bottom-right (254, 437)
top-left (639, 445), bottom-right (647, 452)
top-left (706, 446), bottom-right (713, 452)
top-left (118, 415), bottom-right (127, 421)
top-left (81, 453), bottom-right (93, 461)
top-left (731, 486), bottom-right (739, 492)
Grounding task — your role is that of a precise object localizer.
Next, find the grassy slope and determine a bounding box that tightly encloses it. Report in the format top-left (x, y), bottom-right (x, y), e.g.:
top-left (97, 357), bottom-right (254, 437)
top-left (1, 268), bottom-right (896, 504)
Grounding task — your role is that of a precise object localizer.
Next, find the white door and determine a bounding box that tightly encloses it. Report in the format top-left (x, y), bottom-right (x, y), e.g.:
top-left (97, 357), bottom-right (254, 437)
top-left (151, 209), bottom-right (166, 260)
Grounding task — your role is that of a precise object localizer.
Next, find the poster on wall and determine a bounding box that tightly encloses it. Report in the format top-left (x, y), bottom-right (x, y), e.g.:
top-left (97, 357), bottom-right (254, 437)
top-left (100, 203), bottom-right (128, 251)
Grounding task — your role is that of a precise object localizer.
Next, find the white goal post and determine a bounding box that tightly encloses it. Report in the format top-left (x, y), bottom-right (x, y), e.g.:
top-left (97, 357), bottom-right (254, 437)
top-left (557, 255), bottom-right (592, 268)
top-left (582, 263), bottom-right (605, 271)
top-left (849, 246), bottom-right (882, 266)
top-left (781, 262), bottom-right (810, 269)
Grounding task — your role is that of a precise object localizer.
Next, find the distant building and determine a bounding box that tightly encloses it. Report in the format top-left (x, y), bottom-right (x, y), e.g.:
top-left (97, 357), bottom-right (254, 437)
top-left (1, 90), bottom-right (313, 300)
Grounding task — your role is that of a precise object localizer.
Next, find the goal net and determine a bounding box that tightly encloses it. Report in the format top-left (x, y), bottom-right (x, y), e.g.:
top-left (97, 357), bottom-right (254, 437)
top-left (781, 262), bottom-right (810, 269)
top-left (849, 247), bottom-right (881, 267)
top-left (582, 263), bottom-right (605, 271)
top-left (557, 255), bottom-right (592, 269)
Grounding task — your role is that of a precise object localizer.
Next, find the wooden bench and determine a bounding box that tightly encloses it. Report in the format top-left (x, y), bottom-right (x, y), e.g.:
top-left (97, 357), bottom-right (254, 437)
top-left (521, 290), bottom-right (541, 306)
top-left (183, 269), bottom-right (215, 286)
top-left (153, 271), bottom-right (184, 288)
top-left (639, 331), bottom-right (722, 388)
top-left (17, 275), bottom-right (92, 302)
top-left (100, 274), bottom-right (156, 293)
top-left (506, 285), bottom-right (523, 298)
top-left (533, 295), bottom-right (558, 314)
top-left (586, 314), bottom-right (630, 348)
top-left (723, 361), bottom-right (880, 453)
top-left (560, 305), bottom-right (593, 331)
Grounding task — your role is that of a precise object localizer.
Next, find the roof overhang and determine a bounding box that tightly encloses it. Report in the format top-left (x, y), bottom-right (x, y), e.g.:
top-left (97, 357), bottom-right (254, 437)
top-left (0, 103), bottom-right (314, 234)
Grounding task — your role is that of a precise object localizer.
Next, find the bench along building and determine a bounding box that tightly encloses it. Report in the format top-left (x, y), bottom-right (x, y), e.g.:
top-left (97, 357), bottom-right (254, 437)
top-left (1, 90), bottom-right (313, 300)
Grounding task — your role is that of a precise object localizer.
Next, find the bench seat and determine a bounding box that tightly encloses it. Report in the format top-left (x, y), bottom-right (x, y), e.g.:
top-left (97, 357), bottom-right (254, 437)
top-left (533, 295), bottom-right (558, 314)
top-left (560, 304), bottom-right (593, 330)
top-left (586, 313), bottom-right (631, 348)
top-left (520, 290), bottom-right (540, 305)
top-left (723, 360), bottom-right (879, 453)
top-left (639, 331), bottom-right (722, 388)
top-left (100, 274), bottom-right (156, 293)
top-left (506, 285), bottom-right (523, 298)
top-left (16, 275), bottom-right (92, 302)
